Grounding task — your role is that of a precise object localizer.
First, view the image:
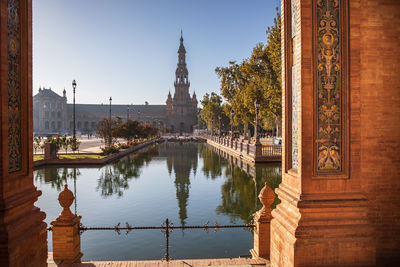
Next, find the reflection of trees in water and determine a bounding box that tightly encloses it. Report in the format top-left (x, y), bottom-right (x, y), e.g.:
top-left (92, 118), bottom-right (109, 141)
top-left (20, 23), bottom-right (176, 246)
top-left (199, 144), bottom-right (227, 179)
top-left (159, 142), bottom-right (198, 226)
top-left (217, 163), bottom-right (281, 224)
top-left (96, 145), bottom-right (159, 198)
top-left (35, 167), bottom-right (81, 191)
top-left (217, 164), bottom-right (257, 224)
top-left (201, 144), bottom-right (282, 224)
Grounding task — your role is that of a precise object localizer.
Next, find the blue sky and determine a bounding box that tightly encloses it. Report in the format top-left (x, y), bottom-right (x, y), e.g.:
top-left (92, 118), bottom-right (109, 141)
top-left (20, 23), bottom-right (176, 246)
top-left (33, 0), bottom-right (280, 105)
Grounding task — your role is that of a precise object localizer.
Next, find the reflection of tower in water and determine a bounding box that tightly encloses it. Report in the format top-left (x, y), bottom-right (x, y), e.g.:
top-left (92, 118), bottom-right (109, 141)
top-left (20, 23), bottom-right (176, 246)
top-left (160, 142), bottom-right (198, 226)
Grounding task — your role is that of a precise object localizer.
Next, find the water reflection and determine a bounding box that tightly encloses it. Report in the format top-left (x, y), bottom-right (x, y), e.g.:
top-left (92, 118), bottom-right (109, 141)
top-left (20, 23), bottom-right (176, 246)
top-left (159, 142), bottom-right (198, 226)
top-left (199, 144), bottom-right (225, 179)
top-left (34, 141), bottom-right (282, 260)
top-left (35, 142), bottom-right (281, 226)
top-left (97, 145), bottom-right (160, 197)
top-left (35, 167), bottom-right (81, 191)
top-left (202, 145), bottom-right (282, 224)
top-left (218, 163), bottom-right (281, 224)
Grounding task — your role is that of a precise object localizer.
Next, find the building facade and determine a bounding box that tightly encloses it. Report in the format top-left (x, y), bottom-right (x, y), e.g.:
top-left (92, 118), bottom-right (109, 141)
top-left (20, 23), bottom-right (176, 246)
top-left (166, 32), bottom-right (198, 134)
top-left (33, 34), bottom-right (197, 135)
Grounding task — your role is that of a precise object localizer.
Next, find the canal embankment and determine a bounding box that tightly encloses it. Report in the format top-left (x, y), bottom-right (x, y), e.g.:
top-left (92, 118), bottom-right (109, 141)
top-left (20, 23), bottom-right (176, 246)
top-left (204, 136), bottom-right (281, 164)
top-left (33, 138), bottom-right (162, 169)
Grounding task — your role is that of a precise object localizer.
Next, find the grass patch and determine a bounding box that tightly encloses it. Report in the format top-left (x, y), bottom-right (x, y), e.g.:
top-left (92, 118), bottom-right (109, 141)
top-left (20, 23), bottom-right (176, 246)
top-left (34, 154), bottom-right (44, 161)
top-left (58, 154), bottom-right (104, 160)
top-left (33, 154), bottom-right (104, 161)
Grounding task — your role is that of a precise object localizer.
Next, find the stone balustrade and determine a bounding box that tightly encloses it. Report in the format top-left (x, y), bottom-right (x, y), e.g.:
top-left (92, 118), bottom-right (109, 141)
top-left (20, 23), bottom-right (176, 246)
top-left (205, 135), bottom-right (281, 163)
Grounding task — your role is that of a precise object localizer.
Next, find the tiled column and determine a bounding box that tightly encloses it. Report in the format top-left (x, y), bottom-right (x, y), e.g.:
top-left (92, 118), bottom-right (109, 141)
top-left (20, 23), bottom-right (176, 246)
top-left (270, 0), bottom-right (376, 266)
top-left (0, 0), bottom-right (48, 266)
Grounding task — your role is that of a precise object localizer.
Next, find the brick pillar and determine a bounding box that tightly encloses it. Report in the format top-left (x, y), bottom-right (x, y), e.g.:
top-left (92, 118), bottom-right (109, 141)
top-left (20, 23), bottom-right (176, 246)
top-left (251, 182), bottom-right (275, 259)
top-left (254, 143), bottom-right (262, 159)
top-left (51, 184), bottom-right (83, 264)
top-left (44, 143), bottom-right (57, 159)
top-left (270, 0), bottom-right (376, 266)
top-left (0, 0), bottom-right (48, 266)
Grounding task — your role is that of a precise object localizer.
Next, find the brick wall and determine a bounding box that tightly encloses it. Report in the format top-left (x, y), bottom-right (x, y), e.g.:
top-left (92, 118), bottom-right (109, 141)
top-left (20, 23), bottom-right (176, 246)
top-left (358, 0), bottom-right (400, 264)
top-left (271, 0), bottom-right (400, 266)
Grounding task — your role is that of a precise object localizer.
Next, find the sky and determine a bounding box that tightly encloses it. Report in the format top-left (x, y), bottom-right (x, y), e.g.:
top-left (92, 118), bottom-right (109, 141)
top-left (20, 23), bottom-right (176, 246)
top-left (33, 0), bottom-right (280, 105)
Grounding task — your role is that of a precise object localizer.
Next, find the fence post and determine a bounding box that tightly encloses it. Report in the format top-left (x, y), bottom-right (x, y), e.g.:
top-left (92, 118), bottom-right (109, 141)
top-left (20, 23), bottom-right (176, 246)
top-left (51, 184), bottom-right (83, 264)
top-left (251, 182), bottom-right (274, 259)
top-left (254, 143), bottom-right (262, 159)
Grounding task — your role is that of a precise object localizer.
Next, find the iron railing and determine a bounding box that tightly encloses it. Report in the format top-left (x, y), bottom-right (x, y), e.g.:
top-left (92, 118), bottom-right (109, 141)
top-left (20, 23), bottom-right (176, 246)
top-left (48, 218), bottom-right (254, 261)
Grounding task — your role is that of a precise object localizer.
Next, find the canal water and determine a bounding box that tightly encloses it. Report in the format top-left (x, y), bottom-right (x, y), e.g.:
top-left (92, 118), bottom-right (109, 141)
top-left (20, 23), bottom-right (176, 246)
top-left (34, 141), bottom-right (281, 261)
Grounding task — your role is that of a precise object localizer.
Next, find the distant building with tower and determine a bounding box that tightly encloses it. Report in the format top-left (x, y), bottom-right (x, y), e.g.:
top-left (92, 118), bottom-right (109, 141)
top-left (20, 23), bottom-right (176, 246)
top-left (166, 31), bottom-right (198, 134)
top-left (33, 33), bottom-right (197, 135)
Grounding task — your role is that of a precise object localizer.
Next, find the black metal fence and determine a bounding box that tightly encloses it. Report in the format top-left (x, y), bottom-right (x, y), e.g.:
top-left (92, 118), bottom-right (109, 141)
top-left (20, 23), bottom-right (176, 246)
top-left (48, 218), bottom-right (254, 261)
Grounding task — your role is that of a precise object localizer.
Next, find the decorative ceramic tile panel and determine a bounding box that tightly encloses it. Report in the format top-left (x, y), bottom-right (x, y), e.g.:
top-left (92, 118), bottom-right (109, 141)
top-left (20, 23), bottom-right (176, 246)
top-left (8, 0), bottom-right (22, 172)
top-left (292, 65), bottom-right (298, 170)
top-left (315, 0), bottom-right (342, 172)
top-left (291, 0), bottom-right (297, 37)
top-left (291, 0), bottom-right (298, 170)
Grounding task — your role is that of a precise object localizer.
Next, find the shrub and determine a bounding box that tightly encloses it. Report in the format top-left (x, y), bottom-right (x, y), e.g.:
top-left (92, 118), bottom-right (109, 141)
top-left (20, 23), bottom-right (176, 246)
top-left (101, 145), bottom-right (120, 155)
top-left (118, 142), bottom-right (129, 149)
top-left (69, 137), bottom-right (81, 152)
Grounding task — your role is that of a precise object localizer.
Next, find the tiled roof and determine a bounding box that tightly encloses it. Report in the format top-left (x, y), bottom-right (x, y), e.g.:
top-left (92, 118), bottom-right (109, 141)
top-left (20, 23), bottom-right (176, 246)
top-left (33, 88), bottom-right (64, 99)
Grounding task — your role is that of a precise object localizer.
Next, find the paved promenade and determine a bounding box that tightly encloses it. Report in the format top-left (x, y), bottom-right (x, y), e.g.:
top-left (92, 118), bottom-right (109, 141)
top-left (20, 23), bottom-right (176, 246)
top-left (34, 137), bottom-right (128, 154)
top-left (47, 254), bottom-right (268, 267)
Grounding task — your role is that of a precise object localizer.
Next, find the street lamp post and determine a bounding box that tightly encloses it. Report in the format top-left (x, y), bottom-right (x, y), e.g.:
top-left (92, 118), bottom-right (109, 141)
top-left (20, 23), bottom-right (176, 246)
top-left (230, 110), bottom-right (234, 139)
top-left (72, 80), bottom-right (77, 139)
top-left (254, 99), bottom-right (260, 144)
top-left (109, 96), bottom-right (112, 146)
top-left (127, 105), bottom-right (130, 121)
top-left (218, 115), bottom-right (221, 137)
top-left (211, 118), bottom-right (214, 136)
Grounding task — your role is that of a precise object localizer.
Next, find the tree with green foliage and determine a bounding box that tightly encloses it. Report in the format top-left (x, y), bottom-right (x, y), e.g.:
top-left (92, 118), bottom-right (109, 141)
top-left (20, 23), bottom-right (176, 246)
top-left (96, 117), bottom-right (123, 146)
top-left (215, 9), bottom-right (282, 137)
top-left (114, 120), bottom-right (141, 141)
top-left (46, 136), bottom-right (62, 153)
top-left (60, 135), bottom-right (70, 154)
top-left (215, 61), bottom-right (253, 136)
top-left (138, 123), bottom-right (159, 138)
top-left (69, 137), bottom-right (81, 152)
top-left (33, 137), bottom-right (41, 154)
top-left (200, 92), bottom-right (225, 132)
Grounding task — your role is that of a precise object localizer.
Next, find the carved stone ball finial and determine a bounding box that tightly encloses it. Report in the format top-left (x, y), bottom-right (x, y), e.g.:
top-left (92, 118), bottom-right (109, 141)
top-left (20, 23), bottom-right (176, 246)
top-left (258, 181), bottom-right (275, 217)
top-left (58, 184), bottom-right (75, 220)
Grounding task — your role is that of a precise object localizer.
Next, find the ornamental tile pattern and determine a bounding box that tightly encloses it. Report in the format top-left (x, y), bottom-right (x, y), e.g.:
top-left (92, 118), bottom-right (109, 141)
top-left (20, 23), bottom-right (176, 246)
top-left (291, 0), bottom-right (298, 170)
top-left (7, 0), bottom-right (22, 172)
top-left (292, 65), bottom-right (298, 170)
top-left (315, 0), bottom-right (342, 172)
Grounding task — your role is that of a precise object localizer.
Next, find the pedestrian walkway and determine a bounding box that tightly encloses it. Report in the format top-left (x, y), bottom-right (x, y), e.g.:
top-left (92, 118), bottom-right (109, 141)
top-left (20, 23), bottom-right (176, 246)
top-left (47, 255), bottom-right (268, 267)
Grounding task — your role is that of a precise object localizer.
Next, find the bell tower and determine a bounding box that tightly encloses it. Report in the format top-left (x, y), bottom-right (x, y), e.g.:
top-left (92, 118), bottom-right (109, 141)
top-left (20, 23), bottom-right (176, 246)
top-left (166, 31), bottom-right (197, 134)
top-left (174, 30), bottom-right (190, 104)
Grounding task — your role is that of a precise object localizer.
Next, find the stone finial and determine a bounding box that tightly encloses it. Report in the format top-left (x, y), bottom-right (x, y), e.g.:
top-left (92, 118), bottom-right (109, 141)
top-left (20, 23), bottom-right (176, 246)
top-left (257, 181), bottom-right (275, 219)
top-left (58, 184), bottom-right (75, 220)
top-left (251, 181), bottom-right (274, 259)
top-left (51, 184), bottom-right (83, 264)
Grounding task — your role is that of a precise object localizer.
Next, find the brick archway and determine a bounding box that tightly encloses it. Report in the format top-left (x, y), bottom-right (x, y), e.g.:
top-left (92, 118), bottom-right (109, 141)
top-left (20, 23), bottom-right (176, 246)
top-left (0, 0), bottom-right (47, 266)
